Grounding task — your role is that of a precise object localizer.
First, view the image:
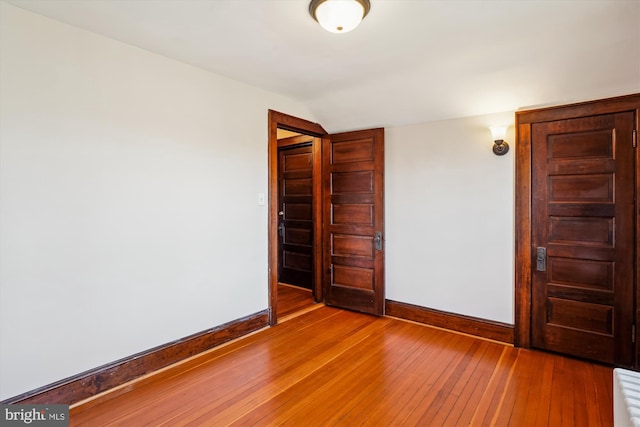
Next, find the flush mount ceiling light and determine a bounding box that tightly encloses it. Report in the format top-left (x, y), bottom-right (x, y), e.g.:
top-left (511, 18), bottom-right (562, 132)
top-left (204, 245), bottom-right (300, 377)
top-left (309, 0), bottom-right (371, 34)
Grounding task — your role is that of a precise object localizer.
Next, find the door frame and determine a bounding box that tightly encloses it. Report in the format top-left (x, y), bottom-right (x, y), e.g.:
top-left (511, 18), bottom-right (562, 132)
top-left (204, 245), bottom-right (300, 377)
top-left (268, 110), bottom-right (327, 325)
top-left (514, 94), bottom-right (640, 363)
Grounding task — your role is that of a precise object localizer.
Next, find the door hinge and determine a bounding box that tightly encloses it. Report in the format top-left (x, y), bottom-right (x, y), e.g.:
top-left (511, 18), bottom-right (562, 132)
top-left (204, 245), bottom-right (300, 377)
top-left (633, 325), bottom-right (636, 343)
top-left (633, 129), bottom-right (637, 148)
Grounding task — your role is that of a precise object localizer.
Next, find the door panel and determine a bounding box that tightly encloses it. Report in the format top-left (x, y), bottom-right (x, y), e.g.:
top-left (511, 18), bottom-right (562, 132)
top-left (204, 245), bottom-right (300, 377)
top-left (531, 112), bottom-right (635, 366)
top-left (324, 128), bottom-right (384, 315)
top-left (278, 143), bottom-right (314, 289)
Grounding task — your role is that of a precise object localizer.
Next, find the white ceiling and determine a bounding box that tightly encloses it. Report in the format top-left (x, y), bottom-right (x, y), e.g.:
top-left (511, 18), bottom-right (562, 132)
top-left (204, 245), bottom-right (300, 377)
top-left (6, 0), bottom-right (640, 131)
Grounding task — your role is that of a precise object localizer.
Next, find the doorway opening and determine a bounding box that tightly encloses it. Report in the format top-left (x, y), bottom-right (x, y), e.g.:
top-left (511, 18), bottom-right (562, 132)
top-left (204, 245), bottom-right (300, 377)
top-left (268, 111), bottom-right (326, 325)
top-left (268, 110), bottom-right (386, 326)
top-left (276, 130), bottom-right (321, 319)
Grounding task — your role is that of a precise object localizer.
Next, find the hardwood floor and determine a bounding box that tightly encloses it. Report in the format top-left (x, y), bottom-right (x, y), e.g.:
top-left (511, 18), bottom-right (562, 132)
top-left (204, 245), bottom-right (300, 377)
top-left (277, 283), bottom-right (315, 318)
top-left (70, 306), bottom-right (613, 426)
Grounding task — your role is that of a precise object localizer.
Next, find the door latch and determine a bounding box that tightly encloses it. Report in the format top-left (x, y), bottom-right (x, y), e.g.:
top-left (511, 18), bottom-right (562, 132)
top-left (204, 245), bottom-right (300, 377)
top-left (374, 232), bottom-right (382, 251)
top-left (278, 223), bottom-right (285, 237)
top-left (536, 247), bottom-right (547, 271)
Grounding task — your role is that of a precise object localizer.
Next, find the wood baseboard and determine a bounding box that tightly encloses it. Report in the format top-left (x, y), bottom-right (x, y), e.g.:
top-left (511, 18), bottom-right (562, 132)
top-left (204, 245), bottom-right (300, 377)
top-left (2, 309), bottom-right (269, 405)
top-left (385, 300), bottom-right (514, 344)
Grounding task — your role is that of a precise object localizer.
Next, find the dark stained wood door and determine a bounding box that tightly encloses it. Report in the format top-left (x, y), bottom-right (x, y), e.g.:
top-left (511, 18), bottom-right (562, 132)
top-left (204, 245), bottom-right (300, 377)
top-left (323, 128), bottom-right (384, 315)
top-left (531, 112), bottom-right (635, 366)
top-left (278, 143), bottom-right (314, 289)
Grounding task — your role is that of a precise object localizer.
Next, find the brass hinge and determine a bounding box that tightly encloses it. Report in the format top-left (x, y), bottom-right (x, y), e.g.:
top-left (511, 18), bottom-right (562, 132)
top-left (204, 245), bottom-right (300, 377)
top-left (633, 325), bottom-right (636, 343)
top-left (633, 129), bottom-right (637, 148)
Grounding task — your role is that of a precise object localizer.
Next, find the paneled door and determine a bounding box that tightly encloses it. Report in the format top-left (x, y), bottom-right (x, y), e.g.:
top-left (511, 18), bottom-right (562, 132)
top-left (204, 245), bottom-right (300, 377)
top-left (323, 128), bottom-right (384, 315)
top-left (278, 142), bottom-right (314, 289)
top-left (531, 112), bottom-right (635, 366)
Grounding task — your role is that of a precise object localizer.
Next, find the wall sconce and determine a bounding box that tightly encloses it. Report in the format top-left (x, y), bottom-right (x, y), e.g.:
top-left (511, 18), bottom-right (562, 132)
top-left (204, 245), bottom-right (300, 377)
top-left (309, 0), bottom-right (371, 33)
top-left (489, 126), bottom-right (509, 156)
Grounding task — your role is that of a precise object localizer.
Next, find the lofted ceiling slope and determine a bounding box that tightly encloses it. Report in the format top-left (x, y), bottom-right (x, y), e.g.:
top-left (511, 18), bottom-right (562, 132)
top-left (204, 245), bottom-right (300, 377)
top-left (5, 0), bottom-right (640, 132)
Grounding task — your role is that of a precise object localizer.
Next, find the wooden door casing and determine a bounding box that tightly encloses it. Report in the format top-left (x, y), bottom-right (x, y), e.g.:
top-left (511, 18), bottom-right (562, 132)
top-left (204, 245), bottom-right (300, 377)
top-left (278, 140), bottom-right (314, 289)
top-left (268, 111), bottom-right (386, 322)
top-left (323, 128), bottom-right (385, 315)
top-left (268, 110), bottom-right (326, 325)
top-left (514, 93), bottom-right (640, 367)
top-left (531, 112), bottom-right (635, 366)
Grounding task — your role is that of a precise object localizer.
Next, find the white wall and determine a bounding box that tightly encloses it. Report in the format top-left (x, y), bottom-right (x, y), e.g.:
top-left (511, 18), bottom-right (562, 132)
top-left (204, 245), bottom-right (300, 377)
top-left (385, 113), bottom-right (515, 324)
top-left (0, 3), bottom-right (315, 400)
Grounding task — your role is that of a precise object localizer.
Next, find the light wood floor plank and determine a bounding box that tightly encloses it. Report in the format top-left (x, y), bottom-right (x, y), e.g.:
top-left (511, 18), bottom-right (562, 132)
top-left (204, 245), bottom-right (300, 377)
top-left (70, 306), bottom-right (614, 426)
top-left (277, 283), bottom-right (315, 318)
top-left (473, 347), bottom-right (522, 426)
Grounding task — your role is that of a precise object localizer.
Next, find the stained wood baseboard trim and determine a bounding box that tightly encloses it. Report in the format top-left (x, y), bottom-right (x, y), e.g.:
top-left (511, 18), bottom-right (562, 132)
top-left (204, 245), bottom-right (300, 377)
top-left (2, 309), bottom-right (269, 405)
top-left (385, 300), bottom-right (514, 344)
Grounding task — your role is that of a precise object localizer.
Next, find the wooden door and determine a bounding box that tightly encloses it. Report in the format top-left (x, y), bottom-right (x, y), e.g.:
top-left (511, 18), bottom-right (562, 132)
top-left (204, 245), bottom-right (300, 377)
top-left (278, 142), bottom-right (314, 289)
top-left (323, 128), bottom-right (384, 315)
top-left (531, 112), bottom-right (635, 366)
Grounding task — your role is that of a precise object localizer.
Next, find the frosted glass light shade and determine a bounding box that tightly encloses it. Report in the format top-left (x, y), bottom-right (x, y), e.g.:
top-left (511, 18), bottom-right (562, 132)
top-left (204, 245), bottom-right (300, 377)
top-left (489, 126), bottom-right (510, 155)
top-left (311, 0), bottom-right (369, 34)
top-left (489, 126), bottom-right (507, 141)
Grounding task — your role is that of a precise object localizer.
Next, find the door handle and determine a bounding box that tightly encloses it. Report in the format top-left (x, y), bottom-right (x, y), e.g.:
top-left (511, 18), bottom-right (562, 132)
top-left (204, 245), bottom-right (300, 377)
top-left (536, 247), bottom-right (547, 271)
top-left (374, 232), bottom-right (382, 251)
